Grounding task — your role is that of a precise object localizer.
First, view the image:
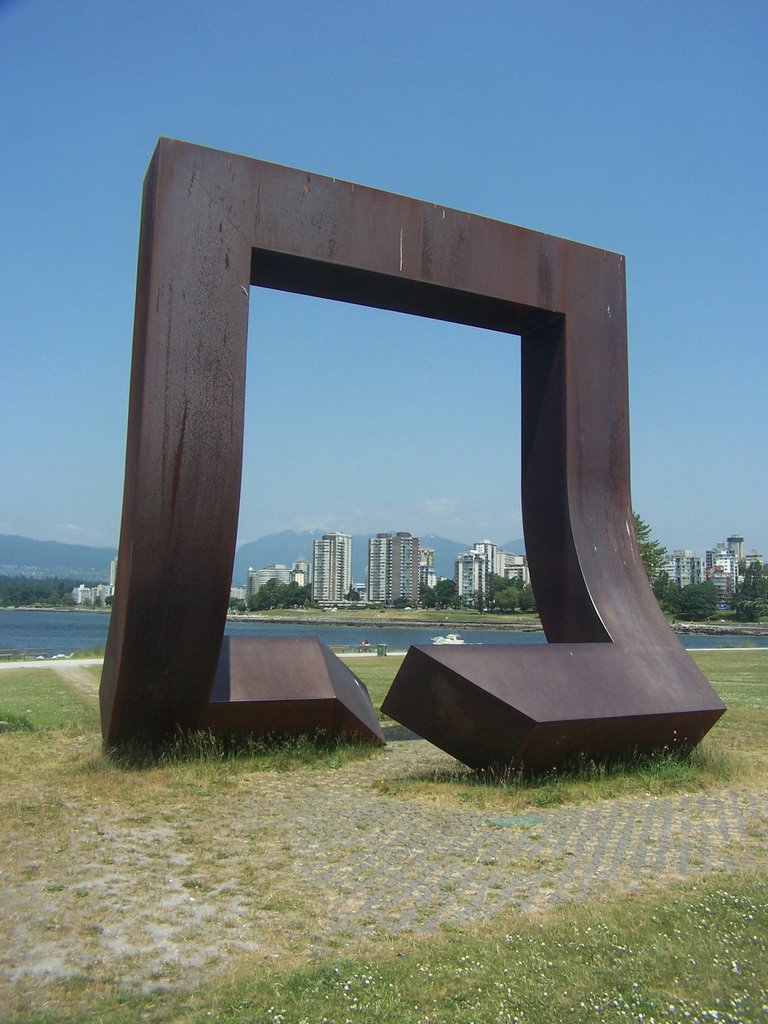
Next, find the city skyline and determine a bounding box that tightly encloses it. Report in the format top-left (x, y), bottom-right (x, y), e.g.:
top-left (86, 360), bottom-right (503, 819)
top-left (1, 520), bottom-right (764, 572)
top-left (26, 522), bottom-right (766, 606)
top-left (246, 528), bottom-right (765, 585)
top-left (238, 529), bottom-right (759, 614)
top-left (1, 2), bottom-right (766, 557)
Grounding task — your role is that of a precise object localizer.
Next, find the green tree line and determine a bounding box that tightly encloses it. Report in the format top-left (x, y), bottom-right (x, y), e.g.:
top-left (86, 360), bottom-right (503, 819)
top-left (0, 576), bottom-right (77, 608)
top-left (229, 578), bottom-right (312, 612)
top-left (419, 575), bottom-right (537, 614)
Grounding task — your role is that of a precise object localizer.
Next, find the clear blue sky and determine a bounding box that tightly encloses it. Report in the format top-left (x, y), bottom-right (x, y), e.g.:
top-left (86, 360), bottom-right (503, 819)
top-left (1, 0), bottom-right (765, 558)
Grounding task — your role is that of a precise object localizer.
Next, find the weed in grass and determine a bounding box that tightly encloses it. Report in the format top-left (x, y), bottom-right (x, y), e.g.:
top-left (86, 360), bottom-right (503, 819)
top-left (531, 775), bottom-right (565, 808)
top-left (181, 878), bottom-right (213, 894)
top-left (635, 747), bottom-right (699, 787)
top-left (0, 709), bottom-right (35, 731)
top-left (73, 646), bottom-right (106, 659)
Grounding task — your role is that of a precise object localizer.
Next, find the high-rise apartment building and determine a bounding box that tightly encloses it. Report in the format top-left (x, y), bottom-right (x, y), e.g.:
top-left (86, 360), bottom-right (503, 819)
top-left (455, 548), bottom-right (488, 605)
top-left (472, 540), bottom-right (499, 576)
top-left (292, 558), bottom-right (311, 587)
top-left (705, 541), bottom-right (738, 598)
top-left (393, 532), bottom-right (419, 606)
top-left (455, 541), bottom-right (529, 605)
top-left (726, 535), bottom-right (744, 563)
top-left (312, 532), bottom-right (352, 604)
top-left (367, 532), bottom-right (420, 605)
top-left (497, 550), bottom-right (530, 585)
top-left (367, 533), bottom-right (391, 604)
top-left (419, 546), bottom-right (437, 591)
top-left (663, 550), bottom-right (704, 590)
top-left (246, 563), bottom-right (293, 597)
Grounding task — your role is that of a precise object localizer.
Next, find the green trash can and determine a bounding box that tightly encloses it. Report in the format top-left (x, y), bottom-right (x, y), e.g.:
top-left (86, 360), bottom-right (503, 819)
top-left (376, 644), bottom-right (387, 657)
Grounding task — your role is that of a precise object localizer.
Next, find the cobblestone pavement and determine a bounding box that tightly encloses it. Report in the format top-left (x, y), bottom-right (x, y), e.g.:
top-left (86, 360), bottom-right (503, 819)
top-left (259, 735), bottom-right (768, 939)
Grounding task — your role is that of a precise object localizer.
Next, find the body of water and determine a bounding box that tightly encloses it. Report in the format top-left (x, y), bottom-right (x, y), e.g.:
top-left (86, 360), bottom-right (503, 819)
top-left (2, 608), bottom-right (767, 657)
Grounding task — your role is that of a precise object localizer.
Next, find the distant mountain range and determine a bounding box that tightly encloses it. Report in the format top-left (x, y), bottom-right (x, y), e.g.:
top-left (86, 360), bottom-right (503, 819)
top-left (0, 530), bottom-right (525, 585)
top-left (0, 534), bottom-right (119, 582)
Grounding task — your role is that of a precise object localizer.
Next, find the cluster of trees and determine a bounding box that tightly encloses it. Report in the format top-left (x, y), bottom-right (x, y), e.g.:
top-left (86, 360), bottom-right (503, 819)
top-left (731, 563), bottom-right (768, 622)
top-left (652, 576), bottom-right (720, 621)
top-left (651, 568), bottom-right (768, 623)
top-left (0, 576), bottom-right (77, 608)
top-left (636, 513), bottom-right (725, 621)
top-left (418, 579), bottom-right (461, 609)
top-left (484, 574), bottom-right (537, 614)
top-left (229, 578), bottom-right (311, 612)
top-left (636, 513), bottom-right (768, 623)
top-left (418, 575), bottom-right (537, 614)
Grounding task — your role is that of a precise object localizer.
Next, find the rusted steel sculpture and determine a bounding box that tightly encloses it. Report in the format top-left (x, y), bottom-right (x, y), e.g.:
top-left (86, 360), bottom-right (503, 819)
top-left (199, 636), bottom-right (383, 743)
top-left (101, 138), bottom-right (724, 764)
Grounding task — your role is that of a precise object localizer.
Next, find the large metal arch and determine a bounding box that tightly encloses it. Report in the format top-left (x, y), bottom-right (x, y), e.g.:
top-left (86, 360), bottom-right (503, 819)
top-left (100, 138), bottom-right (724, 756)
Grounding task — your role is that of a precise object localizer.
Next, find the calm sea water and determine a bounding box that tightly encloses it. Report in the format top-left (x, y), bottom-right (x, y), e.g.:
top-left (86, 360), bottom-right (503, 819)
top-left (1, 608), bottom-right (766, 657)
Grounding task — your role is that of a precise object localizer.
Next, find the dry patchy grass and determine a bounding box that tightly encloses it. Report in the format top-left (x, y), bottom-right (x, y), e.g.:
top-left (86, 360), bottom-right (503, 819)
top-left (361, 648), bottom-right (768, 812)
top-left (1, 647), bottom-right (766, 1023)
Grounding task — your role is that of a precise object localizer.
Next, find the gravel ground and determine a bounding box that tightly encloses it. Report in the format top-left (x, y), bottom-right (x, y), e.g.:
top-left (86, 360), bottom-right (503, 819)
top-left (1, 662), bottom-right (767, 1011)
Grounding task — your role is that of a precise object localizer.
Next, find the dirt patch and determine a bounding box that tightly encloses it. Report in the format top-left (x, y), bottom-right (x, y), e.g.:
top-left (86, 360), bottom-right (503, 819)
top-left (48, 662), bottom-right (100, 701)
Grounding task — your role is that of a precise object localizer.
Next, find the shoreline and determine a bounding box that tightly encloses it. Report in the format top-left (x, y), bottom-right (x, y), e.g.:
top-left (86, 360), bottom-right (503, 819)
top-left (227, 613), bottom-right (768, 637)
top-left (2, 605), bottom-right (767, 636)
top-left (226, 612), bottom-right (544, 632)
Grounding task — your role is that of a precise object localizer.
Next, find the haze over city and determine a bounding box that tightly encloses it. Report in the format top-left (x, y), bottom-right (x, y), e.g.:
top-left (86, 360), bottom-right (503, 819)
top-left (1, 1), bottom-right (765, 558)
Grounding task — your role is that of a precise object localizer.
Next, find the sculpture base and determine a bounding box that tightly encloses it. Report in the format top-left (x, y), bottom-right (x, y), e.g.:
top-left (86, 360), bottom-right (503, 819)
top-left (381, 645), bottom-right (725, 773)
top-left (197, 636), bottom-right (384, 745)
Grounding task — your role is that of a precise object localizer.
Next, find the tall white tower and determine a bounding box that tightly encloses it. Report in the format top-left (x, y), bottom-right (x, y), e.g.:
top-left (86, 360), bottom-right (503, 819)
top-left (312, 532), bottom-right (352, 604)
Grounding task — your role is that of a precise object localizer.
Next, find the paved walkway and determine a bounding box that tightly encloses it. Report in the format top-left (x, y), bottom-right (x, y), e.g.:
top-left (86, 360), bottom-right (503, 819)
top-left (266, 735), bottom-right (767, 935)
top-left (0, 657), bottom-right (104, 670)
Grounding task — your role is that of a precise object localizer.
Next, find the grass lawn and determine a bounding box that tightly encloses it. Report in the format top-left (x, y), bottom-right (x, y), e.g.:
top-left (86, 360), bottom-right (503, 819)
top-left (348, 653), bottom-right (406, 714)
top-left (691, 648), bottom-right (768, 709)
top-left (7, 873), bottom-right (763, 1024)
top-left (0, 665), bottom-right (100, 730)
top-left (1, 650), bottom-right (766, 1023)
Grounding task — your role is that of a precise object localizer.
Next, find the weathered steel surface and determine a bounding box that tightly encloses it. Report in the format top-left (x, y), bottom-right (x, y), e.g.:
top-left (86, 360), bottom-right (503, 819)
top-left (198, 637), bottom-right (384, 743)
top-left (100, 138), bottom-right (724, 760)
top-left (382, 645), bottom-right (723, 773)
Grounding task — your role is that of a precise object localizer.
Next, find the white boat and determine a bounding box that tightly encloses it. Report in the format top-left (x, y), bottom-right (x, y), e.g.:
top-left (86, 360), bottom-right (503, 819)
top-left (431, 633), bottom-right (465, 645)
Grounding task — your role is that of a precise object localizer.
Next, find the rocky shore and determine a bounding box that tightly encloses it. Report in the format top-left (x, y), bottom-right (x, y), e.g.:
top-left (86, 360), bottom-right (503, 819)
top-left (672, 621), bottom-right (768, 636)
